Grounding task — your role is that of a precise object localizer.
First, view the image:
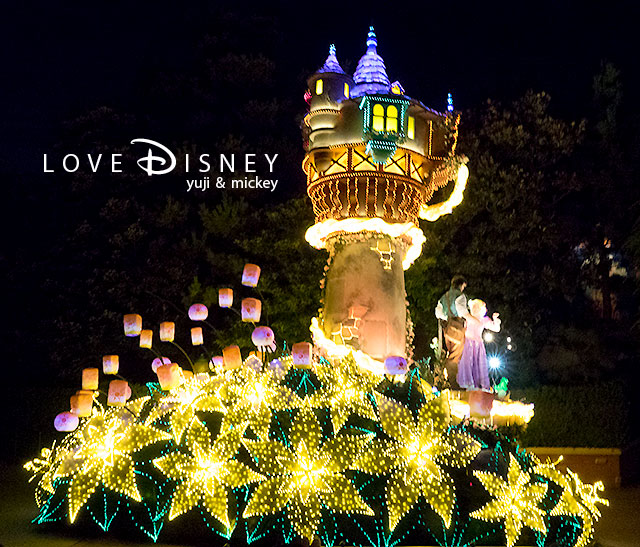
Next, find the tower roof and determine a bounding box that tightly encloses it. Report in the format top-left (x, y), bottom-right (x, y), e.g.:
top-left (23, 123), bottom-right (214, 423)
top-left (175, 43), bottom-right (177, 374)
top-left (317, 44), bottom-right (346, 74)
top-left (352, 27), bottom-right (390, 97)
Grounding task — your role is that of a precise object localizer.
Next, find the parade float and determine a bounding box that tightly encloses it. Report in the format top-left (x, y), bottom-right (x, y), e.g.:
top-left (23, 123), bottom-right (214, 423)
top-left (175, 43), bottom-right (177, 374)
top-left (24, 28), bottom-right (607, 547)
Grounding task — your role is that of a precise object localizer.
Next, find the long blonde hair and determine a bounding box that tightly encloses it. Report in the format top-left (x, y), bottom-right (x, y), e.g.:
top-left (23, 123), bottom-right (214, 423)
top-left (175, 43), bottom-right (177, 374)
top-left (468, 299), bottom-right (486, 317)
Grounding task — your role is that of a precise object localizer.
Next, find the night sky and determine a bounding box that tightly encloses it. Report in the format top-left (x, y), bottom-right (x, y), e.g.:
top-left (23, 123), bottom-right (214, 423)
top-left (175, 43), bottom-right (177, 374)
top-left (1, 1), bottom-right (638, 176)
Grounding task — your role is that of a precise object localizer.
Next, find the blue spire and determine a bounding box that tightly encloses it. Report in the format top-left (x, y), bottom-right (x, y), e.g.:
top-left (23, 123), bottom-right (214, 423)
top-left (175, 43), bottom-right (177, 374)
top-left (366, 26), bottom-right (377, 51)
top-left (317, 43), bottom-right (346, 74)
top-left (352, 26), bottom-right (391, 97)
top-left (447, 92), bottom-right (454, 112)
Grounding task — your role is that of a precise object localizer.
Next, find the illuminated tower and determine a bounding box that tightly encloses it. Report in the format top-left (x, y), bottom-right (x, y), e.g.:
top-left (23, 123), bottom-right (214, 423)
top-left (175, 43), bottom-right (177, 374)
top-left (303, 29), bottom-right (469, 373)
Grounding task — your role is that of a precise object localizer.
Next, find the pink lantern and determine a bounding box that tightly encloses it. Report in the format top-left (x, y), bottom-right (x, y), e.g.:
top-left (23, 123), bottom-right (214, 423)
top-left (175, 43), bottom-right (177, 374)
top-left (123, 314), bottom-right (142, 337)
top-left (188, 303), bottom-right (208, 321)
top-left (384, 356), bottom-right (408, 375)
top-left (241, 298), bottom-right (262, 322)
top-left (102, 355), bottom-right (119, 375)
top-left (218, 288), bottom-right (233, 308)
top-left (242, 264), bottom-right (261, 287)
top-left (210, 356), bottom-right (224, 371)
top-left (182, 369), bottom-right (194, 381)
top-left (139, 329), bottom-right (153, 349)
top-left (292, 342), bottom-right (313, 368)
top-left (251, 326), bottom-right (276, 352)
top-left (223, 345), bottom-right (242, 370)
top-left (108, 380), bottom-right (130, 406)
top-left (54, 411), bottom-right (79, 432)
top-left (191, 327), bottom-right (204, 345)
top-left (159, 321), bottom-right (175, 342)
top-left (151, 356), bottom-right (171, 373)
top-left (82, 368), bottom-right (99, 391)
top-left (156, 363), bottom-right (181, 390)
top-left (70, 391), bottom-right (93, 417)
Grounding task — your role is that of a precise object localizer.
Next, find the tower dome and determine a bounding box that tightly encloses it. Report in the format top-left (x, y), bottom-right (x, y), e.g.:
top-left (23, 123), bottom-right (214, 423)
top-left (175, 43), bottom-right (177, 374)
top-left (317, 44), bottom-right (346, 74)
top-left (352, 27), bottom-right (391, 97)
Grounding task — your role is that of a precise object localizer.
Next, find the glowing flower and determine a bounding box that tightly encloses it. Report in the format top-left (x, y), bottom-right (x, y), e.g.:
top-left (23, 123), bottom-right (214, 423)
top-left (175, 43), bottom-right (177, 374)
top-left (310, 356), bottom-right (379, 432)
top-left (220, 366), bottom-right (302, 440)
top-left (243, 409), bottom-right (373, 542)
top-left (146, 376), bottom-right (225, 443)
top-left (534, 458), bottom-right (608, 547)
top-left (53, 409), bottom-right (171, 522)
top-left (153, 419), bottom-right (261, 530)
top-left (354, 392), bottom-right (480, 530)
top-left (24, 445), bottom-right (62, 507)
top-left (471, 454), bottom-right (548, 547)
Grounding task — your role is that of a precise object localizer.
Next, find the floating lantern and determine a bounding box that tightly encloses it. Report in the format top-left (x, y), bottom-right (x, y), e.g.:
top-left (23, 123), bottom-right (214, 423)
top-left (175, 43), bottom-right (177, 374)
top-left (292, 342), bottom-right (313, 368)
top-left (251, 326), bottom-right (276, 352)
top-left (223, 345), bottom-right (242, 370)
top-left (70, 391), bottom-right (93, 417)
top-left (139, 329), bottom-right (153, 349)
top-left (102, 355), bottom-right (119, 375)
top-left (182, 369), bottom-right (194, 381)
top-left (188, 303), bottom-right (208, 321)
top-left (156, 363), bottom-right (181, 391)
top-left (218, 288), bottom-right (233, 308)
top-left (195, 372), bottom-right (209, 382)
top-left (159, 322), bottom-right (175, 342)
top-left (242, 264), bottom-right (261, 287)
top-left (108, 380), bottom-right (130, 406)
top-left (210, 356), bottom-right (224, 371)
top-left (123, 314), bottom-right (142, 337)
top-left (54, 411), bottom-right (79, 432)
top-left (384, 356), bottom-right (408, 375)
top-left (191, 327), bottom-right (204, 345)
top-left (151, 356), bottom-right (171, 373)
top-left (241, 298), bottom-right (262, 322)
top-left (82, 368), bottom-right (99, 391)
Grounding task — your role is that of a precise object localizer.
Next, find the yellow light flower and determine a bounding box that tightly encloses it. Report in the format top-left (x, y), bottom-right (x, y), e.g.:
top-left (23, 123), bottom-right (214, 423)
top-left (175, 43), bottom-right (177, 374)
top-left (220, 367), bottom-right (302, 439)
top-left (153, 419), bottom-right (262, 530)
top-left (243, 408), bottom-right (373, 542)
top-left (310, 356), bottom-right (379, 433)
top-left (471, 454), bottom-right (547, 547)
top-left (534, 458), bottom-right (608, 547)
top-left (354, 392), bottom-right (480, 530)
top-left (53, 409), bottom-right (171, 522)
top-left (146, 376), bottom-right (225, 443)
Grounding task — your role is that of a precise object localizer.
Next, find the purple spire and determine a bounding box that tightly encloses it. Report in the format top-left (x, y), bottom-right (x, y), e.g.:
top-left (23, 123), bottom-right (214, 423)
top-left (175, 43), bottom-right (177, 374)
top-left (352, 26), bottom-right (391, 97)
top-left (317, 43), bottom-right (346, 74)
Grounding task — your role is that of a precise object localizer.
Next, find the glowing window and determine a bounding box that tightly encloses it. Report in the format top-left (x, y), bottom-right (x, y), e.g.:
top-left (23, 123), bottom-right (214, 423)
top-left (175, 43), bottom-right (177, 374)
top-left (372, 104), bottom-right (385, 132)
top-left (344, 82), bottom-right (349, 98)
top-left (315, 79), bottom-right (323, 95)
top-left (386, 105), bottom-right (398, 133)
top-left (407, 116), bottom-right (415, 139)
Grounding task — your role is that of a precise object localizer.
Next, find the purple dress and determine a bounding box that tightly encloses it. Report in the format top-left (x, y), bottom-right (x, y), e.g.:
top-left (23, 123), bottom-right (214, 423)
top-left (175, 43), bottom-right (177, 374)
top-left (457, 315), bottom-right (497, 390)
top-left (456, 338), bottom-right (490, 390)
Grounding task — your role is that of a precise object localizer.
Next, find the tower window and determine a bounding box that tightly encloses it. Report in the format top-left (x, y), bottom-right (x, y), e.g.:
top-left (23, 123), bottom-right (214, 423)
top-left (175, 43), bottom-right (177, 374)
top-left (407, 116), bottom-right (415, 139)
top-left (315, 79), bottom-right (323, 95)
top-left (386, 105), bottom-right (398, 133)
top-left (372, 104), bottom-right (385, 132)
top-left (344, 82), bottom-right (350, 98)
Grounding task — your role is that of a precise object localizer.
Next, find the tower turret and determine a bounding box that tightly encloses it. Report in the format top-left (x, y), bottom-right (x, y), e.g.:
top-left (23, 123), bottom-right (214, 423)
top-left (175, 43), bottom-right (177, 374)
top-left (302, 29), bottom-right (469, 374)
